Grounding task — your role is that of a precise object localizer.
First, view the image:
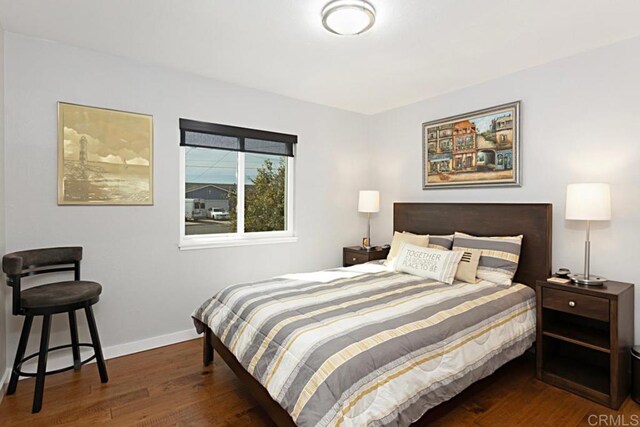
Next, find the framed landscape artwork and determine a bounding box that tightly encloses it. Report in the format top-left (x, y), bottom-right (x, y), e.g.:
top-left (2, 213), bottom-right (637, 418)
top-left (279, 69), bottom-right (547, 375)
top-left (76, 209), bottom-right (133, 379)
top-left (422, 101), bottom-right (520, 189)
top-left (58, 102), bottom-right (154, 205)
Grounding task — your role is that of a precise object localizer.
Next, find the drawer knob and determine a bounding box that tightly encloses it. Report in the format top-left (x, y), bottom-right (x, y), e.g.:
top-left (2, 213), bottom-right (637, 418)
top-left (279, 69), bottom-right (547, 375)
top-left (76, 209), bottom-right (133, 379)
top-left (568, 301), bottom-right (576, 307)
top-left (352, 257), bottom-right (357, 261)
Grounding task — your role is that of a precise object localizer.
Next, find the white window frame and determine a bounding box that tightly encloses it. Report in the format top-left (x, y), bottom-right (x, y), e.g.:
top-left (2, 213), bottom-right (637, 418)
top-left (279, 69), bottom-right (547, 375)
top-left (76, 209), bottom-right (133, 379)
top-left (179, 147), bottom-right (296, 250)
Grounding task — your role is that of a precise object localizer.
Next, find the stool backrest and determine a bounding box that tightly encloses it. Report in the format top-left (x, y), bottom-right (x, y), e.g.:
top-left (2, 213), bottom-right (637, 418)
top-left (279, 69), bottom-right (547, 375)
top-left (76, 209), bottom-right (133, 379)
top-left (2, 247), bottom-right (83, 315)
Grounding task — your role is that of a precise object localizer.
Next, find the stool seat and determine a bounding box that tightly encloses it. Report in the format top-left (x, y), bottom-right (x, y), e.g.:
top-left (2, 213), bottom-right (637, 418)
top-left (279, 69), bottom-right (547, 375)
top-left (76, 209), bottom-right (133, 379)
top-left (21, 281), bottom-right (102, 309)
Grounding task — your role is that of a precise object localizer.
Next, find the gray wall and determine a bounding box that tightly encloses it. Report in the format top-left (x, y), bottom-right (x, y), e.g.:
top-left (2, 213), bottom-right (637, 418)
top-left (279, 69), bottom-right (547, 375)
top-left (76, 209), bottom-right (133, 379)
top-left (4, 33), bottom-right (370, 363)
top-left (368, 36), bottom-right (640, 343)
top-left (0, 27), bottom-right (6, 393)
top-left (3, 30), bottom-right (640, 371)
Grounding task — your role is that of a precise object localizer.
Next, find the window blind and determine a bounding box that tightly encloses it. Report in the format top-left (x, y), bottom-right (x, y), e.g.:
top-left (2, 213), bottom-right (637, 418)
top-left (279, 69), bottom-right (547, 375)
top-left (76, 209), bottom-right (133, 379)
top-left (180, 119), bottom-right (297, 157)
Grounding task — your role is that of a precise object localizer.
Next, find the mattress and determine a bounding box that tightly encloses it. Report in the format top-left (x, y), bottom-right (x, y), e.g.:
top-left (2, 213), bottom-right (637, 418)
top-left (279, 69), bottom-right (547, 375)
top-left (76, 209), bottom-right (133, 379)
top-left (192, 263), bottom-right (536, 427)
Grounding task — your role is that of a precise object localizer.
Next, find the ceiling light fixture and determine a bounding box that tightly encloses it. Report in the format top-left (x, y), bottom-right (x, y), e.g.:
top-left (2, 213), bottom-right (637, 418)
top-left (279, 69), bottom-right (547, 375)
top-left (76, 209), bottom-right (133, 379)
top-left (322, 0), bottom-right (376, 36)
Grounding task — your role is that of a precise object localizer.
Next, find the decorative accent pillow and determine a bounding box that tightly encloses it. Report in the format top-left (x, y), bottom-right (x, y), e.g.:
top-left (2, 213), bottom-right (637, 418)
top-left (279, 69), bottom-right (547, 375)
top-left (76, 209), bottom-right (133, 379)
top-left (394, 243), bottom-right (463, 284)
top-left (452, 248), bottom-right (482, 283)
top-left (427, 234), bottom-right (455, 251)
top-left (386, 231), bottom-right (429, 266)
top-left (452, 232), bottom-right (523, 286)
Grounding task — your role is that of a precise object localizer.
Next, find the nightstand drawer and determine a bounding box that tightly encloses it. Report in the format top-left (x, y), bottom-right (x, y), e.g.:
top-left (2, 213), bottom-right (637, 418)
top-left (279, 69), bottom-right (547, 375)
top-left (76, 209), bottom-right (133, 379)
top-left (344, 251), bottom-right (370, 265)
top-left (543, 288), bottom-right (609, 322)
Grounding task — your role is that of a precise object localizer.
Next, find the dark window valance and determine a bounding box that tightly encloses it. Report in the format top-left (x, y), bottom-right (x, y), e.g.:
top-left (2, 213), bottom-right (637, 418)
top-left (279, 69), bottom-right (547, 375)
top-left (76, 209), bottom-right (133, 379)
top-left (180, 119), bottom-right (297, 157)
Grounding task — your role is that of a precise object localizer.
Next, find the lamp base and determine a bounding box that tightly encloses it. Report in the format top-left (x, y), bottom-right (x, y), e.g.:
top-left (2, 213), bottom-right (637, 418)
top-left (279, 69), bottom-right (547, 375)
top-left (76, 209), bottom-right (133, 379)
top-left (570, 274), bottom-right (607, 286)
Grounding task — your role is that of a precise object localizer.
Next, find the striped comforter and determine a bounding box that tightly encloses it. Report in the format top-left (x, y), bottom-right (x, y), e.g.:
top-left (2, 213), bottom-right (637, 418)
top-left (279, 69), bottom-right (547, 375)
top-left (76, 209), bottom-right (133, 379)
top-left (193, 263), bottom-right (536, 427)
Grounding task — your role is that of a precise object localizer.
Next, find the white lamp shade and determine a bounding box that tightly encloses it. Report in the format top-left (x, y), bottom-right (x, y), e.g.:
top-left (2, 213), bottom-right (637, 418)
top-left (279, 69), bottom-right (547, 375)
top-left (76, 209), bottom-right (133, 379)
top-left (565, 183), bottom-right (611, 221)
top-left (358, 190), bottom-right (380, 213)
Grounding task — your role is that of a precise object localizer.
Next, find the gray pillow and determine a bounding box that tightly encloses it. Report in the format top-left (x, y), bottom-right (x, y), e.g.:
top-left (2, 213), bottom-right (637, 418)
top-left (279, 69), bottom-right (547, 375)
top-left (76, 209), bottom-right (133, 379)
top-left (428, 234), bottom-right (455, 251)
top-left (452, 232), bottom-right (523, 286)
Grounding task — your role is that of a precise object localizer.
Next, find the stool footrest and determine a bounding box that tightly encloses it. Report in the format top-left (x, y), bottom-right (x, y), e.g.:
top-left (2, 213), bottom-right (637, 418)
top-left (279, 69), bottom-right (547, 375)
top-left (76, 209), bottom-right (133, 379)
top-left (15, 343), bottom-right (98, 377)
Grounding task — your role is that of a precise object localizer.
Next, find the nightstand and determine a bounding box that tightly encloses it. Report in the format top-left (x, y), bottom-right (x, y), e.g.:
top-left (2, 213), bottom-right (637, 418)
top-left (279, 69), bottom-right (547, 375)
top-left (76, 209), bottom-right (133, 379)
top-left (536, 280), bottom-right (635, 409)
top-left (343, 246), bottom-right (389, 267)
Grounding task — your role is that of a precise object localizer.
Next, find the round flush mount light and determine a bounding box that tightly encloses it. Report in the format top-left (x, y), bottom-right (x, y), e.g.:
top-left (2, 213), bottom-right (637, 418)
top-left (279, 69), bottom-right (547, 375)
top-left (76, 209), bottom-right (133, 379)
top-left (322, 0), bottom-right (376, 36)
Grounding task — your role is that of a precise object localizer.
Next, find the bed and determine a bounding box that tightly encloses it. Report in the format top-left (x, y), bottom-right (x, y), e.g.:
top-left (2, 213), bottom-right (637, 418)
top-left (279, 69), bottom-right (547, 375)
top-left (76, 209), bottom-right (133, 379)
top-left (193, 203), bottom-right (552, 426)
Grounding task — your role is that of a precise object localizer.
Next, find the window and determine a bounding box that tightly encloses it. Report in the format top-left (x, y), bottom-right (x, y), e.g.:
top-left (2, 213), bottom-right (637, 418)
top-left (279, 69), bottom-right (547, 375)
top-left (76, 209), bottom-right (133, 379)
top-left (440, 138), bottom-right (452, 151)
top-left (180, 119), bottom-right (297, 249)
top-left (465, 156), bottom-right (473, 168)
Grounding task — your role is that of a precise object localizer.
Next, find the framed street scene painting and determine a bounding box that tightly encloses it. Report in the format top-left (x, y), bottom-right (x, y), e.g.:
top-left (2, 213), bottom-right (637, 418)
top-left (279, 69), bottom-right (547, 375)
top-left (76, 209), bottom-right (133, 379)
top-left (58, 102), bottom-right (154, 205)
top-left (422, 101), bottom-right (520, 189)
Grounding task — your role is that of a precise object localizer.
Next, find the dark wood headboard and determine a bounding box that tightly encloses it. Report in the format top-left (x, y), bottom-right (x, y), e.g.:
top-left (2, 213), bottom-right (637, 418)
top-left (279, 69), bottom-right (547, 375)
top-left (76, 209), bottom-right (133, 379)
top-left (393, 203), bottom-right (552, 288)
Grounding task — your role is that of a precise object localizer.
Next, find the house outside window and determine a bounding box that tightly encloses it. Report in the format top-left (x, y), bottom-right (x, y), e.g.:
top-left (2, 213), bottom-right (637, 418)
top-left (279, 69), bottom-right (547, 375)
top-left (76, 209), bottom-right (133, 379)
top-left (180, 119), bottom-right (297, 249)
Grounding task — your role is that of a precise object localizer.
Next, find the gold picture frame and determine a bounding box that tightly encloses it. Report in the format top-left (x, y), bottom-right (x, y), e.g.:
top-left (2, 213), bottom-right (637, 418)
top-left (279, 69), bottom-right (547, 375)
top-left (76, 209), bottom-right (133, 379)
top-left (58, 102), bottom-right (154, 205)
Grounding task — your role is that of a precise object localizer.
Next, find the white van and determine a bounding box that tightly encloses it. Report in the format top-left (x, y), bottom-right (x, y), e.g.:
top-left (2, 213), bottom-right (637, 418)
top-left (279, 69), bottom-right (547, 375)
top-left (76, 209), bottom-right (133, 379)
top-left (185, 199), bottom-right (206, 220)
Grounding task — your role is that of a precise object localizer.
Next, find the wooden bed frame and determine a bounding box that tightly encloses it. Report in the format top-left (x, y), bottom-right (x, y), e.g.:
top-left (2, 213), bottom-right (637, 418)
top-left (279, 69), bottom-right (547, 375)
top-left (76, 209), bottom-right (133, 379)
top-left (393, 203), bottom-right (552, 289)
top-left (203, 203), bottom-right (553, 426)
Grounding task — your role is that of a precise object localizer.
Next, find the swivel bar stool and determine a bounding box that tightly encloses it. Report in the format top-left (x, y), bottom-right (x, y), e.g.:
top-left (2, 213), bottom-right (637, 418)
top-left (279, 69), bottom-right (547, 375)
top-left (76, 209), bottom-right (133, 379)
top-left (2, 246), bottom-right (108, 413)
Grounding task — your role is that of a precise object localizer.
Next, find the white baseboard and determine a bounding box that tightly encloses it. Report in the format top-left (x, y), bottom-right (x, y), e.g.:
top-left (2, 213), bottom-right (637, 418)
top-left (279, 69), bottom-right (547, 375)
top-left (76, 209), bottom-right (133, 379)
top-left (3, 328), bottom-right (201, 387)
top-left (102, 328), bottom-right (200, 361)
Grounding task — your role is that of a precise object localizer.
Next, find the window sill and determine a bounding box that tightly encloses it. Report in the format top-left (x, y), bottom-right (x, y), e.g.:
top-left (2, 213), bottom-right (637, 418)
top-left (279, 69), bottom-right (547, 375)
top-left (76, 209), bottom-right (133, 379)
top-left (179, 236), bottom-right (298, 250)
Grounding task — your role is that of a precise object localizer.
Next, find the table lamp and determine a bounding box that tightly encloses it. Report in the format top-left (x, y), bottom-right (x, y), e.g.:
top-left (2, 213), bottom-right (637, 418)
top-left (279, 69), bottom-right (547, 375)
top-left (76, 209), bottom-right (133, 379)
top-left (565, 183), bottom-right (611, 286)
top-left (358, 190), bottom-right (379, 251)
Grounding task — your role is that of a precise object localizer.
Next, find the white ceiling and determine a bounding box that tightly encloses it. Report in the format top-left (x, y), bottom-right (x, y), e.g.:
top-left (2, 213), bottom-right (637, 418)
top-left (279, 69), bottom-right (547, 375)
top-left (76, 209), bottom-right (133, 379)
top-left (1, 0), bottom-right (639, 114)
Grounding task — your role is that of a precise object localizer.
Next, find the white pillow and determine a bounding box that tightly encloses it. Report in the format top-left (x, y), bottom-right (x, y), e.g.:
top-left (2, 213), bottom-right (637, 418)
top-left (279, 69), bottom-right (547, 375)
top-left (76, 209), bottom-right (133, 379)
top-left (394, 243), bottom-right (463, 284)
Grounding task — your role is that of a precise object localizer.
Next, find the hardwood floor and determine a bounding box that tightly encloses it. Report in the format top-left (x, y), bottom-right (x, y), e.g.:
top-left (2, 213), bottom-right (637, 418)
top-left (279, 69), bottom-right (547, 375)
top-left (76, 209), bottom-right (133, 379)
top-left (0, 340), bottom-right (637, 426)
